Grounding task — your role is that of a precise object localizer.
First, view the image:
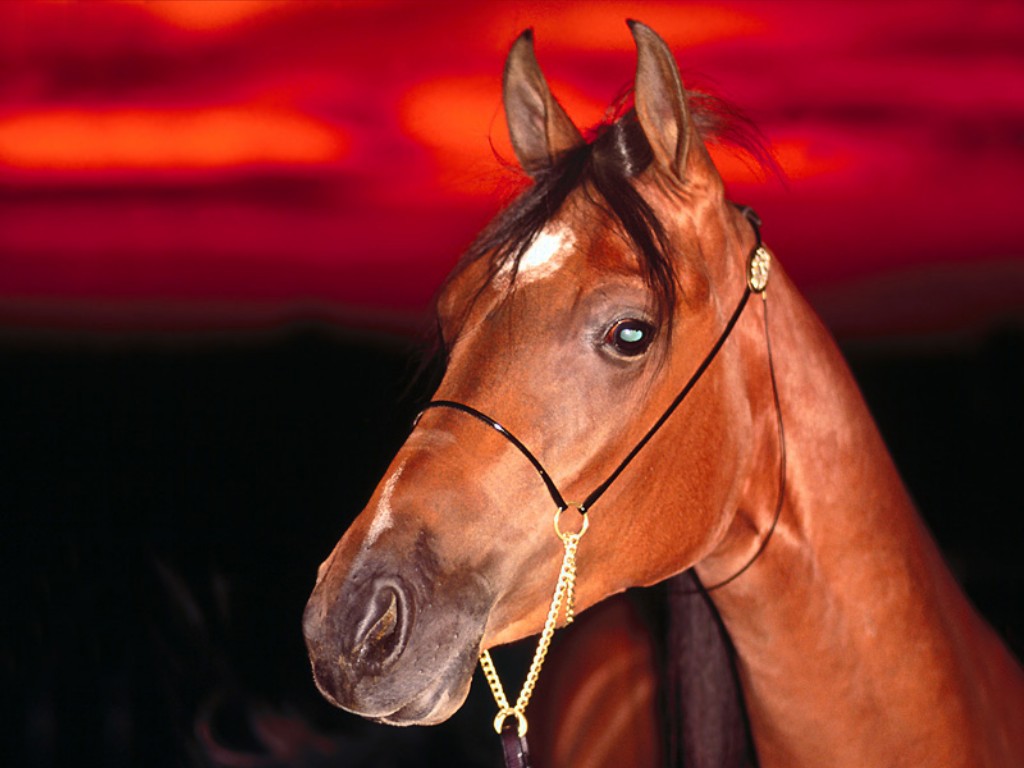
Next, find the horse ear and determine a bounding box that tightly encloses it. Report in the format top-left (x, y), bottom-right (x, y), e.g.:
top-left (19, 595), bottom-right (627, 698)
top-left (503, 29), bottom-right (584, 177)
top-left (628, 20), bottom-right (713, 183)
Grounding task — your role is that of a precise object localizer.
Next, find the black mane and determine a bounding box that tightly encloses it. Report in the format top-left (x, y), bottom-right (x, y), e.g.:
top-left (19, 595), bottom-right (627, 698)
top-left (443, 91), bottom-right (770, 329)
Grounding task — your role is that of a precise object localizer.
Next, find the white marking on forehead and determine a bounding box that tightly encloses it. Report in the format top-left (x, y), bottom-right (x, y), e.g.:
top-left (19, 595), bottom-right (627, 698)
top-left (494, 225), bottom-right (576, 289)
top-left (520, 226), bottom-right (575, 275)
top-left (364, 462), bottom-right (404, 548)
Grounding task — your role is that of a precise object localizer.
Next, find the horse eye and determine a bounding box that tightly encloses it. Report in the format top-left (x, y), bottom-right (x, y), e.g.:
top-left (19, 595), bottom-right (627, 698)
top-left (604, 319), bottom-right (656, 357)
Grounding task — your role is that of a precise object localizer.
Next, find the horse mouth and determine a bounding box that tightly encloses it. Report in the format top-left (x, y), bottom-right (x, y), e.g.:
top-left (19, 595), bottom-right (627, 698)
top-left (309, 636), bottom-right (480, 727)
top-left (304, 527), bottom-right (497, 727)
top-left (372, 663), bottom-right (475, 726)
top-left (304, 561), bottom-right (490, 727)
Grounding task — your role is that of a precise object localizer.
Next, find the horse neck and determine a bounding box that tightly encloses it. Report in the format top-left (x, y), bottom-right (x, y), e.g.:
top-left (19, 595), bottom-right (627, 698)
top-left (699, 264), bottom-right (1024, 767)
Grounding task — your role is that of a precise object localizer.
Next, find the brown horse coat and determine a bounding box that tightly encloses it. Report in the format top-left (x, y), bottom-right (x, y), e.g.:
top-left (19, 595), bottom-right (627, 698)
top-left (303, 21), bottom-right (1024, 767)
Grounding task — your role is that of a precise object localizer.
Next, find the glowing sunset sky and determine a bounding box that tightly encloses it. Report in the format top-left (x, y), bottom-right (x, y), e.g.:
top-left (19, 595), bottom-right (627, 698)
top-left (1, 1), bottom-right (1021, 336)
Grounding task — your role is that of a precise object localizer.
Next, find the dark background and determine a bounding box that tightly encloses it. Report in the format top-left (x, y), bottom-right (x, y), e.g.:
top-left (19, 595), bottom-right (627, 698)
top-left (4, 323), bottom-right (1022, 767)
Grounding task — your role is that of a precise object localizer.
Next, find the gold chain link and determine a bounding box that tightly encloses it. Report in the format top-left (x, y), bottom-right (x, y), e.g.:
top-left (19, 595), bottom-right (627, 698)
top-left (480, 508), bottom-right (588, 737)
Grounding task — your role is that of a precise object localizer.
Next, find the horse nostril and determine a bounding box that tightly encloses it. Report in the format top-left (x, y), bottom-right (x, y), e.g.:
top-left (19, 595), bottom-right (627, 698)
top-left (349, 581), bottom-right (410, 672)
top-left (356, 590), bottom-right (398, 658)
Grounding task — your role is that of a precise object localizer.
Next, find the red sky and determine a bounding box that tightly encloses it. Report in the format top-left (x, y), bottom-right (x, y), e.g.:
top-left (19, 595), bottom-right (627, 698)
top-left (1, 1), bottom-right (1022, 337)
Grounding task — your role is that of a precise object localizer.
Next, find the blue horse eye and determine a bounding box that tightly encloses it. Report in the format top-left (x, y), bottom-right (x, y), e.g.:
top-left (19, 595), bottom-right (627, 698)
top-left (604, 319), bottom-right (656, 357)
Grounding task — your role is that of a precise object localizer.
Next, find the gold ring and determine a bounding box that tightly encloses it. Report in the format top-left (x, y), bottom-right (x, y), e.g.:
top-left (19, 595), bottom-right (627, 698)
top-left (493, 708), bottom-right (528, 737)
top-left (553, 504), bottom-right (589, 542)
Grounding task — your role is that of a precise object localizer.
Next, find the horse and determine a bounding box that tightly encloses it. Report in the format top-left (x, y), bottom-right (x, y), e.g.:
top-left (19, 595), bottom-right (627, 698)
top-left (303, 21), bottom-right (1024, 767)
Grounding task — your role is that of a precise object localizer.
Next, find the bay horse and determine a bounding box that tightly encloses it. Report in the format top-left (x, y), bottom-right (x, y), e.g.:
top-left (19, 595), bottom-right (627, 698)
top-left (303, 21), bottom-right (1024, 767)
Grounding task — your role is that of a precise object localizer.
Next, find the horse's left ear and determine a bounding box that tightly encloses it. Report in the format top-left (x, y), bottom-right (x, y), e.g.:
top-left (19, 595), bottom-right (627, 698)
top-left (629, 20), bottom-right (715, 184)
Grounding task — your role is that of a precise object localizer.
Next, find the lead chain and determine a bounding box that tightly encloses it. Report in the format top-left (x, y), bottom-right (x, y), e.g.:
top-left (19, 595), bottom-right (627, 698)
top-left (480, 509), bottom-right (589, 738)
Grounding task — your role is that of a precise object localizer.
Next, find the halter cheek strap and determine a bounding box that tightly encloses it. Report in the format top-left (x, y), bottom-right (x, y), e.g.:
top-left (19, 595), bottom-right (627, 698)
top-left (418, 205), bottom-right (777, 527)
top-left (422, 283), bottom-right (755, 514)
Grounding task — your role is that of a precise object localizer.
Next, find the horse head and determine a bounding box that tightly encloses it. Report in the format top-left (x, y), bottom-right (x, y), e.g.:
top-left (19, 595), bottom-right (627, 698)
top-left (302, 21), bottom-right (776, 726)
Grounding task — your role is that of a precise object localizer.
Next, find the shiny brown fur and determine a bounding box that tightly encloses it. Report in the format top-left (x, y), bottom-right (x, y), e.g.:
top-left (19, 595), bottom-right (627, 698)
top-left (303, 21), bottom-right (1024, 766)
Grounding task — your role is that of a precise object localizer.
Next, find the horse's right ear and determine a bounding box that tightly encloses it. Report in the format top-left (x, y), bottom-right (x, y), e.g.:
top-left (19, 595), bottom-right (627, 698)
top-left (503, 29), bottom-right (584, 177)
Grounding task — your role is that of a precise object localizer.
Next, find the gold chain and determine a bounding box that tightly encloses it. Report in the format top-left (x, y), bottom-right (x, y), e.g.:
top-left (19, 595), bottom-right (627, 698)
top-left (480, 506), bottom-right (589, 737)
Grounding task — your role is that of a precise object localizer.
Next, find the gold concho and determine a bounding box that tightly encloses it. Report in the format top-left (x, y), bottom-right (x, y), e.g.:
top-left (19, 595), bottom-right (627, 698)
top-left (748, 245), bottom-right (771, 293)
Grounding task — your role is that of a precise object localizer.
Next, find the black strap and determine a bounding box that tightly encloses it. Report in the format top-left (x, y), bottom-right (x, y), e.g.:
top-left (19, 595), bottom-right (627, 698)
top-left (419, 400), bottom-right (570, 511)
top-left (691, 293), bottom-right (785, 593)
top-left (500, 721), bottom-right (531, 768)
top-left (580, 287), bottom-right (751, 512)
top-left (417, 205), bottom-right (771, 526)
top-left (420, 284), bottom-right (750, 515)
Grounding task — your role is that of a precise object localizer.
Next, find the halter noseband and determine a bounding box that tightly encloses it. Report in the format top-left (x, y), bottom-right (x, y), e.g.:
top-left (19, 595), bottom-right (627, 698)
top-left (418, 206), bottom-right (783, 575)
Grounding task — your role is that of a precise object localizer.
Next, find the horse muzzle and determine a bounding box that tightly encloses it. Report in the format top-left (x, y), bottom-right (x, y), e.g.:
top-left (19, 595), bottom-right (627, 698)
top-left (302, 532), bottom-right (491, 725)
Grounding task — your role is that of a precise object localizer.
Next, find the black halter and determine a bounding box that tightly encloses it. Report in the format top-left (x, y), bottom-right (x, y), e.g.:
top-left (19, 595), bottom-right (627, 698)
top-left (418, 205), bottom-right (785, 592)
